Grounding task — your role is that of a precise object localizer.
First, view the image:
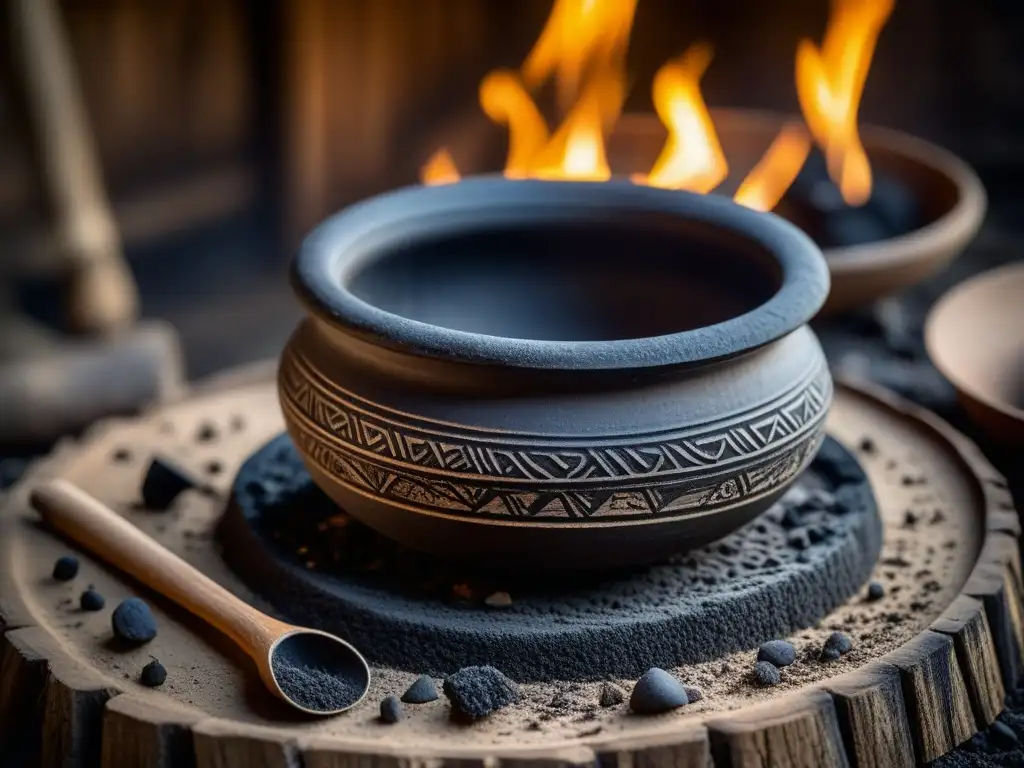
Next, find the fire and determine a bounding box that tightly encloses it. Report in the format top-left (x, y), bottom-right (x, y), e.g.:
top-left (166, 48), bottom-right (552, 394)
top-left (635, 44), bottom-right (727, 194)
top-left (421, 0), bottom-right (893, 212)
top-left (733, 124), bottom-right (812, 212)
top-left (421, 148), bottom-right (461, 186)
top-left (796, 0), bottom-right (895, 206)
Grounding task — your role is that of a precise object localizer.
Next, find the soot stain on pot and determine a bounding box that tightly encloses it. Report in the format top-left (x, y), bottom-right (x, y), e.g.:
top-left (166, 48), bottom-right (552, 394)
top-left (222, 435), bottom-right (883, 681)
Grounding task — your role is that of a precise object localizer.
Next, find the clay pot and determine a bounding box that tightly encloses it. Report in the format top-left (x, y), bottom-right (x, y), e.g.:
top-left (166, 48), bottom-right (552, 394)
top-left (279, 178), bottom-right (833, 567)
top-left (610, 110), bottom-right (987, 315)
top-left (926, 262), bottom-right (1024, 444)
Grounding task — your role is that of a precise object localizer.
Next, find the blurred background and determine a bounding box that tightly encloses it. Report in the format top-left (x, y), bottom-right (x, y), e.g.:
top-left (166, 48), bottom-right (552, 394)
top-left (0, 0), bottom-right (1022, 454)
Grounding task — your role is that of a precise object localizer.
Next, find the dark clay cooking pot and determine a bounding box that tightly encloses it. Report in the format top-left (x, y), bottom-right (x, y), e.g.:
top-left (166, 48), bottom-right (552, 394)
top-left (279, 178), bottom-right (832, 568)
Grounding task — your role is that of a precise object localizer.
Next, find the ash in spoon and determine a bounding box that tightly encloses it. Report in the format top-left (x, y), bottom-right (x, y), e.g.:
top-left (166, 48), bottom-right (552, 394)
top-left (270, 632), bottom-right (369, 713)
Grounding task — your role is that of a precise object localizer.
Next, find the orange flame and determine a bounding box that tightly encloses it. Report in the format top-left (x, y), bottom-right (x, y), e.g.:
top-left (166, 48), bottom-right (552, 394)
top-left (636, 44), bottom-right (728, 194)
top-left (421, 148), bottom-right (461, 186)
top-left (733, 124), bottom-right (812, 212)
top-left (796, 0), bottom-right (894, 206)
top-left (421, 0), bottom-right (893, 212)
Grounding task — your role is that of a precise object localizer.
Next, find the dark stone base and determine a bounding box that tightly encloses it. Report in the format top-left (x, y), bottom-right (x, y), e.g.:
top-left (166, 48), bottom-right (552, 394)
top-left (220, 434), bottom-right (882, 682)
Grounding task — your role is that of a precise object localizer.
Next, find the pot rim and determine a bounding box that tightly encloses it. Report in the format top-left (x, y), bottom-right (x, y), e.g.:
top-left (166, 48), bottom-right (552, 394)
top-left (292, 178), bottom-right (829, 371)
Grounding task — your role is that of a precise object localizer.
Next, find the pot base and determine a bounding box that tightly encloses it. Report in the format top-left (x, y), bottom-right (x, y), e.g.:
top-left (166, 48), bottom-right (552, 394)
top-left (221, 434), bottom-right (880, 682)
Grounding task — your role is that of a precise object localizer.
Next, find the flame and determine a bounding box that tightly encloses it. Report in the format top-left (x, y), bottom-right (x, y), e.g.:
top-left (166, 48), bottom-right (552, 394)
top-left (421, 148), bottom-right (461, 186)
top-left (521, 0), bottom-right (638, 111)
top-left (733, 124), bottom-right (812, 212)
top-left (636, 44), bottom-right (728, 194)
top-left (478, 70), bottom-right (549, 178)
top-left (420, 0), bottom-right (894, 212)
top-left (796, 0), bottom-right (894, 205)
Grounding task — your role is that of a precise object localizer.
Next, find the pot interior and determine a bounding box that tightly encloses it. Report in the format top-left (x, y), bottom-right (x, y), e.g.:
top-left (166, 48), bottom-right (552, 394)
top-left (346, 218), bottom-right (782, 342)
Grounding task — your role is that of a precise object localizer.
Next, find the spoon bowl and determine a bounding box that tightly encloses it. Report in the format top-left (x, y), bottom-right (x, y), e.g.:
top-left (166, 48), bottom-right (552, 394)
top-left (267, 630), bottom-right (370, 716)
top-left (30, 479), bottom-right (371, 715)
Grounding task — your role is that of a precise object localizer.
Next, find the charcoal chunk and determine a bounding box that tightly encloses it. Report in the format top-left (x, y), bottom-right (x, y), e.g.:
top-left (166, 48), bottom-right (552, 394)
top-left (599, 682), bottom-right (626, 707)
top-left (758, 640), bottom-right (797, 667)
top-left (80, 588), bottom-right (105, 611)
top-left (821, 631), bottom-right (853, 661)
top-left (753, 661), bottom-right (781, 686)
top-left (401, 675), bottom-right (439, 704)
top-left (443, 666), bottom-right (518, 719)
top-left (52, 555), bottom-right (79, 581)
top-left (112, 598), bottom-right (157, 644)
top-left (140, 659), bottom-right (167, 687)
top-left (379, 695), bottom-right (403, 724)
top-left (629, 668), bottom-right (688, 714)
top-left (142, 456), bottom-right (198, 510)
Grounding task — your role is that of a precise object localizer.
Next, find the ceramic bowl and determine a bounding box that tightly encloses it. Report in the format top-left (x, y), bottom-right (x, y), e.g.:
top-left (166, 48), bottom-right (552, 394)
top-left (926, 262), bottom-right (1024, 444)
top-left (610, 110), bottom-right (987, 315)
top-left (279, 178), bottom-right (833, 567)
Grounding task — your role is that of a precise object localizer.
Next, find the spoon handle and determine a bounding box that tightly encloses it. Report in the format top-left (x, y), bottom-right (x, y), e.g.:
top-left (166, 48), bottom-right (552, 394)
top-left (31, 479), bottom-right (287, 653)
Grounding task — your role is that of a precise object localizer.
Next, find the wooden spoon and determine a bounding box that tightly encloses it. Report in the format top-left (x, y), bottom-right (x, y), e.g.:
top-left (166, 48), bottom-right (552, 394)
top-left (30, 478), bottom-right (371, 716)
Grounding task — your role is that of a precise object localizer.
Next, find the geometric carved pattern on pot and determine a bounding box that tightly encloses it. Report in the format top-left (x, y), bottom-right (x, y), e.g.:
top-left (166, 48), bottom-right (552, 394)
top-left (279, 350), bottom-right (832, 488)
top-left (289, 421), bottom-right (822, 522)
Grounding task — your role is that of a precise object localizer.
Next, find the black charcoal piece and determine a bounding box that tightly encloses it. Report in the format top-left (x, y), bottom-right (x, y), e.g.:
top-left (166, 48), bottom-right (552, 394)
top-left (443, 666), bottom-right (519, 719)
top-left (111, 598), bottom-right (157, 644)
top-left (629, 668), bottom-right (688, 714)
top-left (380, 695), bottom-right (403, 723)
top-left (682, 685), bottom-right (704, 703)
top-left (140, 659), bottom-right (167, 687)
top-left (401, 675), bottom-right (439, 704)
top-left (753, 661), bottom-right (781, 686)
top-left (822, 631), bottom-right (853, 659)
top-left (142, 456), bottom-right (198, 510)
top-left (80, 588), bottom-right (105, 611)
top-left (758, 640), bottom-right (797, 667)
top-left (52, 555), bottom-right (79, 581)
top-left (599, 682), bottom-right (626, 707)
top-left (820, 646), bottom-right (842, 662)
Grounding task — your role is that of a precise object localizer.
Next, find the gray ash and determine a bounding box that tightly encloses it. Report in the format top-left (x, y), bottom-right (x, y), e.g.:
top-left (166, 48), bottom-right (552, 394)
top-left (270, 633), bottom-right (367, 713)
top-left (221, 435), bottom-right (881, 682)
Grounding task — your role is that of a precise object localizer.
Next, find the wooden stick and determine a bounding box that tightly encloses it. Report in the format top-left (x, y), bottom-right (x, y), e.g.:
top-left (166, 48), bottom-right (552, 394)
top-left (30, 479), bottom-right (288, 655)
top-left (10, 0), bottom-right (138, 335)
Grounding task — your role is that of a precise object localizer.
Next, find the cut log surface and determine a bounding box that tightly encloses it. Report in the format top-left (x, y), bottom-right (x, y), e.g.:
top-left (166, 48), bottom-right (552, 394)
top-left (931, 594), bottom-right (1007, 729)
top-left (0, 369), bottom-right (1018, 767)
top-left (706, 689), bottom-right (849, 768)
top-left (882, 630), bottom-right (975, 763)
top-left (824, 662), bottom-right (915, 768)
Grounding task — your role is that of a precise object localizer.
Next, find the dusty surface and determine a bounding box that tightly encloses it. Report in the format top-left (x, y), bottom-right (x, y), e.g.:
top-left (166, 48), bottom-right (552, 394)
top-left (0, 379), bottom-right (985, 751)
